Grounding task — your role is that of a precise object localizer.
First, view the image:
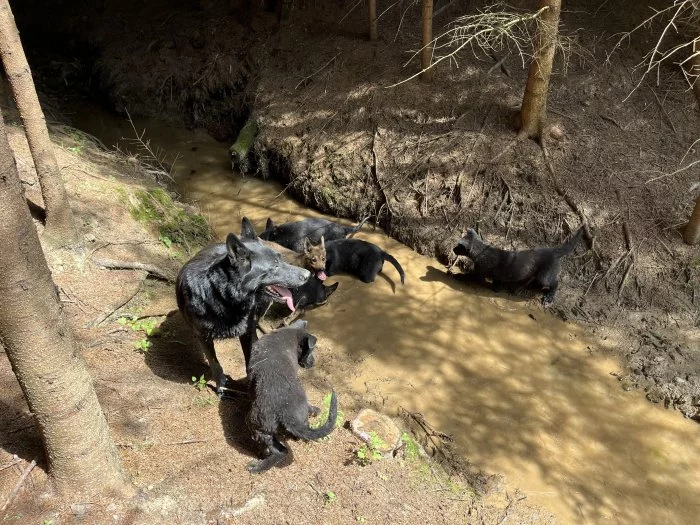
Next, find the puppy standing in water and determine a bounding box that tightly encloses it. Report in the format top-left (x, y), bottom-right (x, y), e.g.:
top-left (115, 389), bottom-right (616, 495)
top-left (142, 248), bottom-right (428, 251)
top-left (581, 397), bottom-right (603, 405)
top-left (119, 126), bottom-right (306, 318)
top-left (324, 238), bottom-right (405, 286)
top-left (261, 216), bottom-right (370, 252)
top-left (261, 236), bottom-right (328, 281)
top-left (452, 226), bottom-right (585, 304)
top-left (247, 321), bottom-right (338, 473)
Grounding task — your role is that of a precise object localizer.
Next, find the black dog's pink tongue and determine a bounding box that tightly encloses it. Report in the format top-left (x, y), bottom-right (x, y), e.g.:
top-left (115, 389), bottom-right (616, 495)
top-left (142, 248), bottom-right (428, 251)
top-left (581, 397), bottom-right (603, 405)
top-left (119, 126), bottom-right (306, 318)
top-left (271, 285), bottom-right (295, 311)
top-left (316, 270), bottom-right (327, 281)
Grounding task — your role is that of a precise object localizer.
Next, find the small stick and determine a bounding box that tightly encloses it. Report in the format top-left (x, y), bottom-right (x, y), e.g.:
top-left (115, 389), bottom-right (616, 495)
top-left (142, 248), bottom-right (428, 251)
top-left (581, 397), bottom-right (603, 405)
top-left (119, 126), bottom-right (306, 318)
top-left (91, 257), bottom-right (174, 283)
top-left (1, 459), bottom-right (36, 512)
top-left (0, 458), bottom-right (21, 472)
top-left (295, 53), bottom-right (341, 90)
top-left (89, 281), bottom-right (143, 328)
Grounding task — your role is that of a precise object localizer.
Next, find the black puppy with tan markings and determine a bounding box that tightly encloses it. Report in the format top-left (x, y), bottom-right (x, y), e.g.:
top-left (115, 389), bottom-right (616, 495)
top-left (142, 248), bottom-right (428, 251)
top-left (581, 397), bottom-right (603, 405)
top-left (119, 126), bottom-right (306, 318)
top-left (176, 218), bottom-right (310, 396)
top-left (246, 321), bottom-right (338, 473)
top-left (452, 226), bottom-right (585, 305)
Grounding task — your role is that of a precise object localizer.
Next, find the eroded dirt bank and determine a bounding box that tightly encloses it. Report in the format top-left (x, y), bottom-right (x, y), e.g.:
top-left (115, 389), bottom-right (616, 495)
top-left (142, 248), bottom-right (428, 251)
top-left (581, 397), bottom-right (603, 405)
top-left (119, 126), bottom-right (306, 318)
top-left (14, 0), bottom-right (698, 419)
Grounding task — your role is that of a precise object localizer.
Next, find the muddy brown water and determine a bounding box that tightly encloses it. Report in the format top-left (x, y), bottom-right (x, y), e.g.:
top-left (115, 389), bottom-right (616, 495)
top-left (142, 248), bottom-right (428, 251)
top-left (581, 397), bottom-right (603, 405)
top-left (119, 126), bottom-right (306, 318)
top-left (73, 111), bottom-right (700, 524)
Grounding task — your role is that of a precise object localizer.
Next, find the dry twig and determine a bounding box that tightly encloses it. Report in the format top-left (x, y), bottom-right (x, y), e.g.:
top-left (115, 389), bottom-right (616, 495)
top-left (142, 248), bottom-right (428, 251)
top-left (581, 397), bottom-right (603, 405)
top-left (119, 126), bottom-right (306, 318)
top-left (1, 459), bottom-right (36, 513)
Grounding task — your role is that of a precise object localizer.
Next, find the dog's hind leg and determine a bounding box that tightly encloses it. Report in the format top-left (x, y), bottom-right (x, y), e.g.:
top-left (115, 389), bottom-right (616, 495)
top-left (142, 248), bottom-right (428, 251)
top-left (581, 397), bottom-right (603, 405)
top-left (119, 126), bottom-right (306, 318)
top-left (536, 268), bottom-right (559, 306)
top-left (248, 432), bottom-right (290, 473)
top-left (199, 339), bottom-right (227, 396)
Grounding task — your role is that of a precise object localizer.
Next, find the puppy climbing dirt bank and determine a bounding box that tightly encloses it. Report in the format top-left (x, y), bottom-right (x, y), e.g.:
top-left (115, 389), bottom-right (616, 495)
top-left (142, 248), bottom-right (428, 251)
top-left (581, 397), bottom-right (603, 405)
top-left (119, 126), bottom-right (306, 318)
top-left (452, 226), bottom-right (586, 304)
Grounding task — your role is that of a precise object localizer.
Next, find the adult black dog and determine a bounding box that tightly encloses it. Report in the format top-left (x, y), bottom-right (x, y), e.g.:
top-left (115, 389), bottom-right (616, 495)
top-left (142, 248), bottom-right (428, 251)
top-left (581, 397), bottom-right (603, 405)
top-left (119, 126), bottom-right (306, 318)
top-left (260, 216), bottom-right (369, 252)
top-left (452, 226), bottom-right (585, 304)
top-left (324, 238), bottom-right (405, 285)
top-left (247, 321), bottom-right (338, 473)
top-left (176, 218), bottom-right (310, 395)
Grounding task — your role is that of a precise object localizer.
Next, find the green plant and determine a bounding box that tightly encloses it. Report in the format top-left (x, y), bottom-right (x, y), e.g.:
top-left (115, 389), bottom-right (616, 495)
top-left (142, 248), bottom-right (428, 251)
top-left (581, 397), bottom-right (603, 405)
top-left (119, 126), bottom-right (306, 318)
top-left (324, 491), bottom-right (337, 505)
top-left (401, 432), bottom-right (421, 460)
top-left (355, 431), bottom-right (387, 465)
top-left (134, 339), bottom-right (152, 353)
top-left (126, 188), bottom-right (211, 256)
top-left (118, 316), bottom-right (160, 336)
top-left (310, 392), bottom-right (344, 430)
top-left (191, 374), bottom-right (207, 391)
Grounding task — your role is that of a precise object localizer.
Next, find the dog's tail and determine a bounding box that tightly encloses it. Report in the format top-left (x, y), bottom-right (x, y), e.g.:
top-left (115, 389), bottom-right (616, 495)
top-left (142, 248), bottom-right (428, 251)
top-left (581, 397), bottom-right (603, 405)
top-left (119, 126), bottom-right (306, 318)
top-left (285, 390), bottom-right (338, 441)
top-left (382, 252), bottom-right (406, 285)
top-left (552, 226), bottom-right (585, 258)
top-left (345, 215), bottom-right (371, 238)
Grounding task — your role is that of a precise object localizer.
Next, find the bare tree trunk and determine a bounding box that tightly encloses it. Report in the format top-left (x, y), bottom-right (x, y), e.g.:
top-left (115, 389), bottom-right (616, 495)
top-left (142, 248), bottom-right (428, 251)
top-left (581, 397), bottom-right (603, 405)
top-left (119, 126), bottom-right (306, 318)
top-left (0, 108), bottom-right (129, 494)
top-left (518, 0), bottom-right (561, 140)
top-left (684, 195), bottom-right (700, 245)
top-left (421, 0), bottom-right (434, 81)
top-left (0, 0), bottom-right (77, 247)
top-left (368, 0), bottom-right (377, 40)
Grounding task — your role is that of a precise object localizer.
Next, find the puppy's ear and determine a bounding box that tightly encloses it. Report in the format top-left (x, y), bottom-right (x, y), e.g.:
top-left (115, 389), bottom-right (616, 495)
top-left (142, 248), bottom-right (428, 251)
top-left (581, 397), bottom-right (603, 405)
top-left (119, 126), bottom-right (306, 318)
top-left (303, 237), bottom-right (312, 252)
top-left (325, 282), bottom-right (339, 297)
top-left (289, 319), bottom-right (308, 330)
top-left (321, 235), bottom-right (325, 249)
top-left (226, 233), bottom-right (252, 271)
top-left (265, 217), bottom-right (274, 231)
top-left (305, 334), bottom-right (317, 349)
top-left (467, 228), bottom-right (479, 239)
top-left (298, 334), bottom-right (317, 368)
top-left (240, 217), bottom-right (257, 240)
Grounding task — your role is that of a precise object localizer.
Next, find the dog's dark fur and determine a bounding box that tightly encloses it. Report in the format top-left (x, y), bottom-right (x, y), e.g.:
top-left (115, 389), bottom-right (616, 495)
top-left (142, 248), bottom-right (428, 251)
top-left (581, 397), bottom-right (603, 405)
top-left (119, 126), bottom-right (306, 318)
top-left (176, 218), bottom-right (310, 394)
top-left (324, 238), bottom-right (405, 285)
top-left (260, 216), bottom-right (370, 252)
top-left (247, 321), bottom-right (338, 473)
top-left (281, 277), bottom-right (340, 326)
top-left (452, 226), bottom-right (585, 304)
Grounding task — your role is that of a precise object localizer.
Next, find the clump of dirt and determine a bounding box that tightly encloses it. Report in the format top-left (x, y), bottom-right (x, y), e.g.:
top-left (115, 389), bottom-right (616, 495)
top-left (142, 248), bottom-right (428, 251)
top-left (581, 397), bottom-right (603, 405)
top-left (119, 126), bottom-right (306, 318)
top-left (0, 113), bottom-right (553, 523)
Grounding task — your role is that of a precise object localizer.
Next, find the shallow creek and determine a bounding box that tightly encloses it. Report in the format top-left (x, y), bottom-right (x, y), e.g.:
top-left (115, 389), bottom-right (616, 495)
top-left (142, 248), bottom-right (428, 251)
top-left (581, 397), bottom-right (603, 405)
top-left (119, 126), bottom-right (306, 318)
top-left (73, 111), bottom-right (700, 524)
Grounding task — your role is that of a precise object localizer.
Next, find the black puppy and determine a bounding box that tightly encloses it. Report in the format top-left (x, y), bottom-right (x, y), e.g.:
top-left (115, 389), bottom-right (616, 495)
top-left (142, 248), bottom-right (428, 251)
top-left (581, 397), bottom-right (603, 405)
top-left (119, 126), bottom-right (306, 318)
top-left (452, 226), bottom-right (585, 304)
top-left (260, 216), bottom-right (369, 252)
top-left (176, 217), bottom-right (310, 395)
top-left (282, 277), bottom-right (340, 326)
top-left (324, 238), bottom-right (405, 285)
top-left (247, 321), bottom-right (338, 473)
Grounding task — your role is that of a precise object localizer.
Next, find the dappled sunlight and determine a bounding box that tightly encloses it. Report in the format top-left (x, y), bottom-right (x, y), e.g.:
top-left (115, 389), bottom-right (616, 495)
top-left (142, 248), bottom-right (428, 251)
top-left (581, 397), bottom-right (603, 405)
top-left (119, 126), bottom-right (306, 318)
top-left (71, 111), bottom-right (700, 525)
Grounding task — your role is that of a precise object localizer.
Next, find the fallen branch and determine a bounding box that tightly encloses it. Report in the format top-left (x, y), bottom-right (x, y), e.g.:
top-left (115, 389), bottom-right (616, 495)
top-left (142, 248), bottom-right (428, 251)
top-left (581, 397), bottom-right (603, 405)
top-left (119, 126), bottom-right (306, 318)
top-left (295, 53), bottom-right (341, 90)
top-left (1, 459), bottom-right (36, 513)
top-left (541, 141), bottom-right (594, 250)
top-left (89, 281), bottom-right (143, 328)
top-left (0, 458), bottom-right (21, 472)
top-left (91, 257), bottom-right (174, 283)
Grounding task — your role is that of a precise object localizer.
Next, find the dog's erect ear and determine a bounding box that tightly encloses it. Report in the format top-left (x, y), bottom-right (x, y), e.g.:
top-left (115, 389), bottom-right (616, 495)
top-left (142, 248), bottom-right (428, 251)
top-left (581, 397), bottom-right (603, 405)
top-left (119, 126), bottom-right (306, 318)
top-left (265, 217), bottom-right (274, 231)
top-left (325, 282), bottom-right (339, 297)
top-left (240, 217), bottom-right (257, 240)
top-left (305, 334), bottom-right (317, 349)
top-left (226, 233), bottom-right (252, 270)
top-left (303, 237), bottom-right (312, 252)
top-left (321, 235), bottom-right (325, 249)
top-left (298, 334), bottom-right (317, 368)
top-left (467, 228), bottom-right (479, 239)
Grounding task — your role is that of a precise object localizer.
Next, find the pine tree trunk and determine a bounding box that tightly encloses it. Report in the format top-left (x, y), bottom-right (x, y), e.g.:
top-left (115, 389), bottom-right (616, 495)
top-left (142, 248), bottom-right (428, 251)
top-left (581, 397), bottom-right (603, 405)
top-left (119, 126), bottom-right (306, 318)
top-left (684, 195), bottom-right (700, 245)
top-left (519, 0), bottom-right (561, 140)
top-left (0, 108), bottom-right (129, 494)
top-left (420, 0), bottom-right (434, 81)
top-left (0, 0), bottom-right (77, 247)
top-left (368, 0), bottom-right (377, 40)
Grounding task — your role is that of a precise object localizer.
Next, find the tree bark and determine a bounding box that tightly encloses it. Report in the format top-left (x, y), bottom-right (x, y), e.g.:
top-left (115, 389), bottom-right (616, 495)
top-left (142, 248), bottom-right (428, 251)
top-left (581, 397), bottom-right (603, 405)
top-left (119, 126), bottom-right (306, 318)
top-left (0, 0), bottom-right (77, 247)
top-left (0, 108), bottom-right (128, 494)
top-left (420, 0), bottom-right (434, 81)
top-left (518, 0), bottom-right (561, 140)
top-left (368, 0), bottom-right (377, 41)
top-left (684, 195), bottom-right (700, 245)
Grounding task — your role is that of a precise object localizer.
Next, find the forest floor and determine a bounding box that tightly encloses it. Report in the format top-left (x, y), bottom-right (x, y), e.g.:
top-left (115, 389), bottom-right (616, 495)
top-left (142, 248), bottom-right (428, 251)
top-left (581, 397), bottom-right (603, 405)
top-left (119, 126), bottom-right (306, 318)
top-left (0, 121), bottom-right (552, 524)
top-left (13, 0), bottom-right (696, 419)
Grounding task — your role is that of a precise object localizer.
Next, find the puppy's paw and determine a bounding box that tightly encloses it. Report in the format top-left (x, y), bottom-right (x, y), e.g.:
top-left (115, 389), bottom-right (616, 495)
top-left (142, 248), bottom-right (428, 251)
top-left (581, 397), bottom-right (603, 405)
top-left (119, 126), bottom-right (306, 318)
top-left (308, 405), bottom-right (321, 417)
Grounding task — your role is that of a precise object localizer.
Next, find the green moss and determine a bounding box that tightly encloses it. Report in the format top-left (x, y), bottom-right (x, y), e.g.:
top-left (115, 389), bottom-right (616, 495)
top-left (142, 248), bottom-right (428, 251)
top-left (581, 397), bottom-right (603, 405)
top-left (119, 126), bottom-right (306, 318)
top-left (401, 432), bottom-right (421, 461)
top-left (128, 188), bottom-right (211, 255)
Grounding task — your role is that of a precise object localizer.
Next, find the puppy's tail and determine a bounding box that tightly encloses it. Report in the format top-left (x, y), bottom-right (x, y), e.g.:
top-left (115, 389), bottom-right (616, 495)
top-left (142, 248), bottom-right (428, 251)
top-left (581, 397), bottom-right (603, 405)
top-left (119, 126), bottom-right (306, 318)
top-left (382, 252), bottom-right (405, 285)
top-left (345, 215), bottom-right (371, 238)
top-left (286, 390), bottom-right (338, 441)
top-left (552, 226), bottom-right (585, 258)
